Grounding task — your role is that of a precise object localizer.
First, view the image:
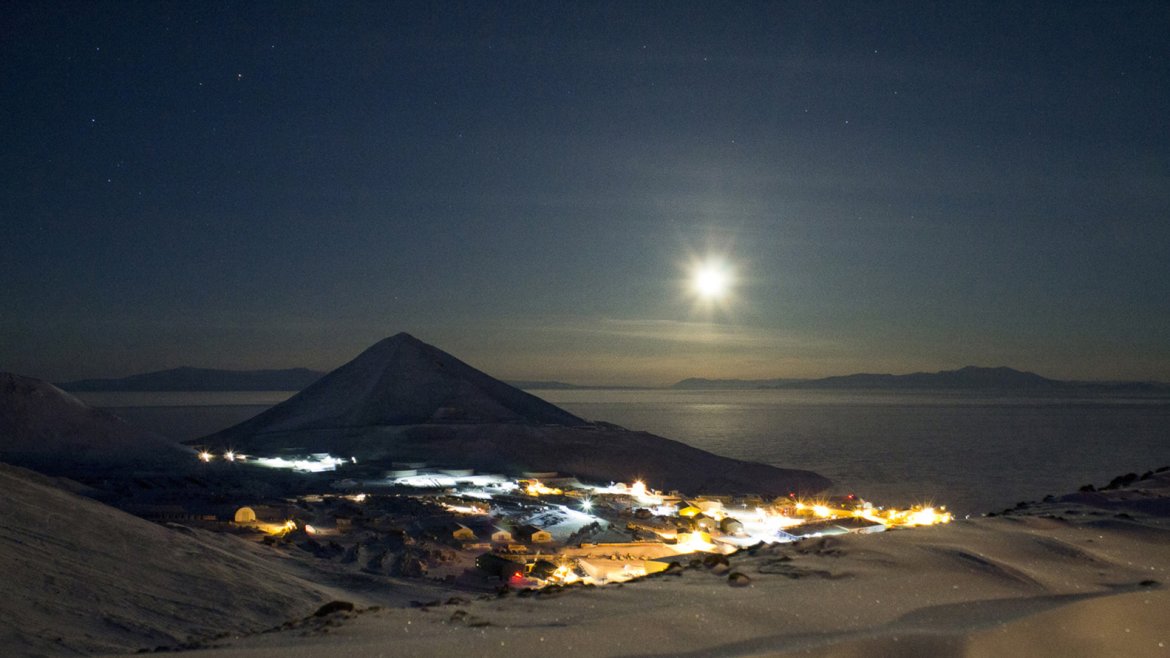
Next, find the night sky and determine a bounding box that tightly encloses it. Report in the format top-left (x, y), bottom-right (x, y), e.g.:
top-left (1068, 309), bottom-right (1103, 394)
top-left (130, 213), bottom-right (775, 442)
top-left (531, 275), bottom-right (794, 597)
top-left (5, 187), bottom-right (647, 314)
top-left (3, 2), bottom-right (1168, 385)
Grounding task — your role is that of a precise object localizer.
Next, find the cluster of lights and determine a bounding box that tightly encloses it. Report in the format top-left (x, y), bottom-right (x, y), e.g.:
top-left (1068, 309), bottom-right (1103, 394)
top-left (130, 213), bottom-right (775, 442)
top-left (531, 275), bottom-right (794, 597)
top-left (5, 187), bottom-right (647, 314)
top-left (442, 502), bottom-right (489, 515)
top-left (197, 449), bottom-right (252, 463)
top-left (861, 505), bottom-right (952, 527)
top-left (788, 498), bottom-right (953, 529)
top-left (211, 465), bottom-right (953, 588)
top-left (519, 489), bottom-right (954, 588)
top-left (547, 564), bottom-right (580, 585)
top-left (585, 480), bottom-right (663, 506)
top-left (196, 449), bottom-right (248, 463)
top-left (674, 530), bottom-right (720, 554)
top-left (287, 473), bottom-right (954, 590)
top-left (403, 474), bottom-right (956, 590)
top-left (523, 480), bottom-right (562, 497)
top-left (197, 447), bottom-right (248, 463)
top-left (628, 480), bottom-right (663, 505)
top-left (255, 519), bottom-right (298, 536)
top-left (195, 450), bottom-right (353, 473)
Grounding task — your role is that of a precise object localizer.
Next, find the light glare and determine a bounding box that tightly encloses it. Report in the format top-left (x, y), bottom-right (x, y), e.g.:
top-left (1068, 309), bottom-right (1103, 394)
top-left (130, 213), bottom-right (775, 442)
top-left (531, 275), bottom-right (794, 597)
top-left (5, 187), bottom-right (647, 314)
top-left (694, 264), bottom-right (730, 298)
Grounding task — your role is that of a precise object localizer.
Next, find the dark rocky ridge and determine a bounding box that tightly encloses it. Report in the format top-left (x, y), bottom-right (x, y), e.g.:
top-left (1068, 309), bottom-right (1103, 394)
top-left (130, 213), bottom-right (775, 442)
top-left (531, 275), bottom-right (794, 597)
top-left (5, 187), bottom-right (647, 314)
top-left (800, 365), bottom-right (1059, 389)
top-left (673, 366), bottom-right (1170, 391)
top-left (58, 367), bottom-right (325, 392)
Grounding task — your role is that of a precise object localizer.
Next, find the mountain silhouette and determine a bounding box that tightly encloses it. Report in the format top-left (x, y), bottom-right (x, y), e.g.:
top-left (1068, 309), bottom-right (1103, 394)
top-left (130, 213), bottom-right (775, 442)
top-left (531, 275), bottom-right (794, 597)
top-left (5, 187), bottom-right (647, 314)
top-left (207, 332), bottom-right (584, 435)
top-left (200, 333), bottom-right (829, 495)
top-left (801, 366), bottom-right (1060, 389)
top-left (58, 367), bottom-right (324, 392)
top-left (672, 366), bottom-right (1067, 390)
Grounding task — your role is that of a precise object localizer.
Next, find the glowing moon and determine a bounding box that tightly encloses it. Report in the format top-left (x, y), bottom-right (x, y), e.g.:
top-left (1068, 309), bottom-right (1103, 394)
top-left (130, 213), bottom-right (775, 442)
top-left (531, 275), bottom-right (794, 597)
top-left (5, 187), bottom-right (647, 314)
top-left (692, 260), bottom-right (733, 300)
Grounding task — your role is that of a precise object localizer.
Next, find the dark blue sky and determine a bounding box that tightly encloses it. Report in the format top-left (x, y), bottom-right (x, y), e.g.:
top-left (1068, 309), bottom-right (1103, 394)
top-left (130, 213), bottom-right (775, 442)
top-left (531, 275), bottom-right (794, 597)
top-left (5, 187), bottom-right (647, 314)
top-left (3, 1), bottom-right (1168, 384)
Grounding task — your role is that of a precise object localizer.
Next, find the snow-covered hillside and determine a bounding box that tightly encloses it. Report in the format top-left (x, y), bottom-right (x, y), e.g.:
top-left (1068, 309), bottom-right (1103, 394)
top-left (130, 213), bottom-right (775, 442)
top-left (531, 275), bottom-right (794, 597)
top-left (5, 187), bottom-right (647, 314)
top-left (0, 372), bottom-right (192, 473)
top-left (0, 463), bottom-right (331, 655)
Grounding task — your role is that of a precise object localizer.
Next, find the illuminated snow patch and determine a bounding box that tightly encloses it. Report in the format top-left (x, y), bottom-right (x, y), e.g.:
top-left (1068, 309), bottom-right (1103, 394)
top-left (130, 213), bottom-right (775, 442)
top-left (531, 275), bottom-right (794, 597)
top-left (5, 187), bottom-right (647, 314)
top-left (252, 454), bottom-right (348, 472)
top-left (394, 474), bottom-right (458, 487)
top-left (393, 473), bottom-right (514, 489)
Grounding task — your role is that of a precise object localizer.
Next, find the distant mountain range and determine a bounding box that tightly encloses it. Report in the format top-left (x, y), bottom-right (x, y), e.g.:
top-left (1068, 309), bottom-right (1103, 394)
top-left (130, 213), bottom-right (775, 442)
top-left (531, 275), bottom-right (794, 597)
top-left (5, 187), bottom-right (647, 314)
top-left (54, 364), bottom-right (1168, 393)
top-left (789, 366), bottom-right (1058, 390)
top-left (672, 366), bottom-right (1169, 391)
top-left (672, 377), bottom-right (808, 390)
top-left (506, 380), bottom-right (652, 391)
top-left (58, 367), bottom-right (325, 392)
top-left (505, 380), bottom-right (593, 390)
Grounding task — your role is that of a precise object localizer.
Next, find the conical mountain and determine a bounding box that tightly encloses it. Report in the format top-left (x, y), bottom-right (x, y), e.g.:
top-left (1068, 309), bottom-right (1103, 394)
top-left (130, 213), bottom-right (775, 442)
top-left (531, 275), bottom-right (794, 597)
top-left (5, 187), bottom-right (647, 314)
top-left (0, 372), bottom-right (192, 474)
top-left (207, 332), bottom-right (584, 440)
top-left (201, 334), bottom-right (831, 495)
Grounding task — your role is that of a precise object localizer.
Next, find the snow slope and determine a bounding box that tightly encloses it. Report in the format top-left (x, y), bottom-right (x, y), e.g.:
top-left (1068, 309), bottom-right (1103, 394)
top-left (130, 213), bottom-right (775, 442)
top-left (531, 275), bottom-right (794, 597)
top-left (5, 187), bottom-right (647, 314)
top-left (0, 462), bottom-right (332, 655)
top-left (0, 372), bottom-right (192, 473)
